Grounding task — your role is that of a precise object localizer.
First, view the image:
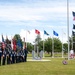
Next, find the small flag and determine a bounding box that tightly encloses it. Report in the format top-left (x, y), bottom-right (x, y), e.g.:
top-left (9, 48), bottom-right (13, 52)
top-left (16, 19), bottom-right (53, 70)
top-left (2, 35), bottom-right (4, 42)
top-left (17, 38), bottom-right (23, 49)
top-left (23, 37), bottom-right (26, 49)
top-left (44, 30), bottom-right (49, 35)
top-left (27, 30), bottom-right (30, 34)
top-left (73, 24), bottom-right (75, 29)
top-left (35, 29), bottom-right (40, 34)
top-left (13, 38), bottom-right (17, 51)
top-left (72, 11), bottom-right (75, 21)
top-left (23, 37), bottom-right (25, 42)
top-left (11, 38), bottom-right (13, 49)
top-left (2, 35), bottom-right (6, 49)
top-left (53, 30), bottom-right (59, 36)
top-left (6, 35), bottom-right (9, 44)
top-left (72, 31), bottom-right (75, 36)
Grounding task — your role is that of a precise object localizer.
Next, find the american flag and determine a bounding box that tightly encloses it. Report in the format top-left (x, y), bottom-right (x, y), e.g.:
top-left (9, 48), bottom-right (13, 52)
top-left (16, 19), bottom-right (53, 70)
top-left (72, 11), bottom-right (75, 21)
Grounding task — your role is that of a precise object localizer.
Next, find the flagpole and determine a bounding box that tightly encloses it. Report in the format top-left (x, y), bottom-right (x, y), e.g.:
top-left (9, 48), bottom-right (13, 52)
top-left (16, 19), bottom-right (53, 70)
top-left (52, 32), bottom-right (54, 58)
top-left (72, 35), bottom-right (73, 49)
top-left (62, 29), bottom-right (64, 58)
top-left (25, 26), bottom-right (27, 48)
top-left (23, 37), bottom-right (25, 49)
top-left (43, 31), bottom-right (45, 58)
top-left (72, 28), bottom-right (73, 49)
top-left (11, 35), bottom-right (13, 50)
top-left (67, 0), bottom-right (70, 60)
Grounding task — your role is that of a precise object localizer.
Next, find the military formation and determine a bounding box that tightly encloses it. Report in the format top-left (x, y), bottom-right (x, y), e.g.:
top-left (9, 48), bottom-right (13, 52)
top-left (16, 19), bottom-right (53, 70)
top-left (0, 42), bottom-right (28, 66)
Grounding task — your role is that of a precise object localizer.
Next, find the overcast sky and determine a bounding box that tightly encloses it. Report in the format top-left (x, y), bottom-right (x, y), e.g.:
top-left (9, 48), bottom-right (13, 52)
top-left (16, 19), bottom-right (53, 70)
top-left (0, 0), bottom-right (75, 43)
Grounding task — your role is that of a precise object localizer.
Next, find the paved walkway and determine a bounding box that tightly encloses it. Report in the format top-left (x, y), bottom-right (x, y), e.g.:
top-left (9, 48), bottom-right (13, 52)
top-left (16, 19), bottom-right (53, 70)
top-left (28, 59), bottom-right (51, 61)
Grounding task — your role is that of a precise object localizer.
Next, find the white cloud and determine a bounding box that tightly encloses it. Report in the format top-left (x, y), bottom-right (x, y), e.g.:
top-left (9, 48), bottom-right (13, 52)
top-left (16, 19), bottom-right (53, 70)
top-left (0, 5), bottom-right (73, 21)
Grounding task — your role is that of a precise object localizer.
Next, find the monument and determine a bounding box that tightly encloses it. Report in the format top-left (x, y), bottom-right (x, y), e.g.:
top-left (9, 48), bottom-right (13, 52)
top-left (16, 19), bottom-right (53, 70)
top-left (32, 43), bottom-right (43, 60)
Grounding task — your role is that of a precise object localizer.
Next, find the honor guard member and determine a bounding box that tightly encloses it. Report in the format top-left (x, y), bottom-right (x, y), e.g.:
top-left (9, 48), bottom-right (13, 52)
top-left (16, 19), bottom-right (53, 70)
top-left (6, 49), bottom-right (9, 65)
top-left (0, 42), bottom-right (2, 66)
top-left (20, 49), bottom-right (24, 62)
top-left (7, 49), bottom-right (11, 65)
top-left (18, 50), bottom-right (21, 63)
top-left (22, 49), bottom-right (25, 62)
top-left (24, 47), bottom-right (28, 62)
top-left (16, 51), bottom-right (19, 63)
top-left (6, 44), bottom-right (11, 65)
top-left (11, 50), bottom-right (16, 64)
top-left (2, 49), bottom-right (7, 65)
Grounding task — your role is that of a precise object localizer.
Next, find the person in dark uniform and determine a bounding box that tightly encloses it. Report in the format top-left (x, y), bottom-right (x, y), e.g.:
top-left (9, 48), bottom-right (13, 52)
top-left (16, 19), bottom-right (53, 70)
top-left (24, 47), bottom-right (28, 62)
top-left (7, 49), bottom-right (12, 65)
top-left (2, 49), bottom-right (7, 65)
top-left (21, 49), bottom-right (25, 62)
top-left (6, 49), bottom-right (10, 65)
top-left (0, 42), bottom-right (2, 66)
top-left (16, 51), bottom-right (19, 63)
top-left (20, 49), bottom-right (24, 62)
top-left (11, 50), bottom-right (16, 64)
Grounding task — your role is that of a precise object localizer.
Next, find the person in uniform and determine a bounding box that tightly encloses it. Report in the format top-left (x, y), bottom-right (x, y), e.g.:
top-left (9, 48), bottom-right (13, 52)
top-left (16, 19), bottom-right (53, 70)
top-left (0, 42), bottom-right (2, 66)
top-left (11, 50), bottom-right (16, 64)
top-left (20, 50), bottom-right (24, 62)
top-left (6, 49), bottom-right (9, 65)
top-left (16, 51), bottom-right (19, 63)
top-left (24, 47), bottom-right (28, 62)
top-left (2, 49), bottom-right (7, 65)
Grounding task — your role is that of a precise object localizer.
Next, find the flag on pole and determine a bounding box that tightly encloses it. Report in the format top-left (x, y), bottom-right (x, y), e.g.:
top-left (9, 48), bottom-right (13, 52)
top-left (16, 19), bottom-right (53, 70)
top-left (13, 38), bottom-right (17, 51)
top-left (2, 35), bottom-right (6, 49)
top-left (2, 35), bottom-right (4, 42)
top-left (72, 11), bottom-right (75, 21)
top-left (44, 30), bottom-right (49, 35)
top-left (73, 24), bottom-right (75, 29)
top-left (35, 29), bottom-right (40, 34)
top-left (53, 30), bottom-right (59, 36)
top-left (27, 30), bottom-right (30, 34)
top-left (72, 24), bottom-right (75, 33)
top-left (23, 37), bottom-right (26, 49)
top-left (11, 38), bottom-right (13, 50)
top-left (6, 35), bottom-right (9, 44)
top-left (72, 31), bottom-right (75, 36)
top-left (17, 38), bottom-right (23, 49)
top-left (72, 24), bottom-right (75, 36)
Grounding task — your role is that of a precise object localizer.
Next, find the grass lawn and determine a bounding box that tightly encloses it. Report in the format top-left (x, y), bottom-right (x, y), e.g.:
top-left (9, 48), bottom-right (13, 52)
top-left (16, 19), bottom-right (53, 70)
top-left (0, 57), bottom-right (75, 75)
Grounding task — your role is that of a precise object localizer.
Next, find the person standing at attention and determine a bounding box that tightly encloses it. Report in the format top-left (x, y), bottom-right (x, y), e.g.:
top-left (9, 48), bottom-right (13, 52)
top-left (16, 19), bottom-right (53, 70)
top-left (24, 47), bottom-right (28, 62)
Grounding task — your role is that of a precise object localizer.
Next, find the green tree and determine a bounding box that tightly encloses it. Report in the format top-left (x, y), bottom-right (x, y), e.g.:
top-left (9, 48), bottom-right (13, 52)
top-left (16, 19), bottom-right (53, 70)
top-left (53, 38), bottom-right (62, 52)
top-left (27, 42), bottom-right (33, 52)
top-left (63, 43), bottom-right (68, 54)
top-left (45, 38), bottom-right (52, 56)
top-left (14, 34), bottom-right (22, 41)
top-left (44, 37), bottom-right (62, 56)
top-left (39, 40), bottom-right (43, 51)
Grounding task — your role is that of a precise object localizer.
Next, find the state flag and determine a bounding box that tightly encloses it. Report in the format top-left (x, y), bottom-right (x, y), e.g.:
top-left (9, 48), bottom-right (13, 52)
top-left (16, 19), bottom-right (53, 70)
top-left (53, 30), bottom-right (59, 36)
top-left (73, 24), bottom-right (75, 29)
top-left (35, 29), bottom-right (40, 34)
top-left (44, 30), bottom-right (49, 35)
top-left (72, 11), bottom-right (75, 21)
